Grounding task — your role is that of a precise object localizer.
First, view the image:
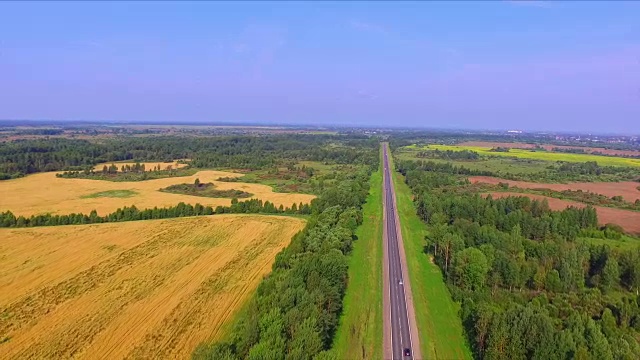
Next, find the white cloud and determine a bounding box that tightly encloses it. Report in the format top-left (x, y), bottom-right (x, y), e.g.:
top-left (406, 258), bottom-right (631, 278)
top-left (349, 19), bottom-right (389, 35)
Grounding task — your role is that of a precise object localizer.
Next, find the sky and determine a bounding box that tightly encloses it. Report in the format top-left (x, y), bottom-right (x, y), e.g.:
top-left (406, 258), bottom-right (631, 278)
top-left (0, 1), bottom-right (638, 133)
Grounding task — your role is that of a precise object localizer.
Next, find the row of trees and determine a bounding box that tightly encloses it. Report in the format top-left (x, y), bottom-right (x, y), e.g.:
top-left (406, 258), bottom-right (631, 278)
top-left (397, 158), bottom-right (640, 360)
top-left (416, 149), bottom-right (480, 160)
top-left (399, 157), bottom-right (640, 183)
top-left (0, 199), bottom-right (314, 228)
top-left (193, 166), bottom-right (375, 359)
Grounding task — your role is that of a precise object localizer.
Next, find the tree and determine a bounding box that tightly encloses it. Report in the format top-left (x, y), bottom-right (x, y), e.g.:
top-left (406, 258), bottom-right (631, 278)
top-left (601, 256), bottom-right (620, 292)
top-left (452, 247), bottom-right (489, 291)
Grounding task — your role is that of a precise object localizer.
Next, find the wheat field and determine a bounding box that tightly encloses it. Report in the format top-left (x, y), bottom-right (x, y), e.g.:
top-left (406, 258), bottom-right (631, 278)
top-left (0, 215), bottom-right (305, 359)
top-left (0, 166), bottom-right (315, 217)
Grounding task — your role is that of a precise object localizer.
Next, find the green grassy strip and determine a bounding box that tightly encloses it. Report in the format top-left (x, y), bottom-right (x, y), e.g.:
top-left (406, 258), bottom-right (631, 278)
top-left (390, 156), bottom-right (473, 360)
top-left (333, 150), bottom-right (384, 359)
top-left (80, 190), bottom-right (138, 198)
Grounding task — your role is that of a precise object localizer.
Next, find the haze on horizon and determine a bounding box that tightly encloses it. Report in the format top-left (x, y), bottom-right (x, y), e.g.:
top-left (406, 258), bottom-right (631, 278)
top-left (0, 1), bottom-right (638, 133)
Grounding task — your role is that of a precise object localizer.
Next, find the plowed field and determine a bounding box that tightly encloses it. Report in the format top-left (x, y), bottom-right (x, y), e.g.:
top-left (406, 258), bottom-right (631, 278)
top-left (470, 176), bottom-right (640, 203)
top-left (0, 215), bottom-right (305, 359)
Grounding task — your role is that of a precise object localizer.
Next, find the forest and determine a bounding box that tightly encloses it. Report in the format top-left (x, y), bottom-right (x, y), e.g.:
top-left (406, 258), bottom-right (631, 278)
top-left (396, 160), bottom-right (640, 360)
top-left (0, 135), bottom-right (378, 179)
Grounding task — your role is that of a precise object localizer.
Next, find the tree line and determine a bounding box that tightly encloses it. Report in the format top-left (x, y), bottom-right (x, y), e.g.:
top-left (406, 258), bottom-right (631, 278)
top-left (0, 198), bottom-right (314, 228)
top-left (396, 159), bottom-right (640, 360)
top-left (416, 149), bottom-right (480, 160)
top-left (400, 158), bottom-right (640, 183)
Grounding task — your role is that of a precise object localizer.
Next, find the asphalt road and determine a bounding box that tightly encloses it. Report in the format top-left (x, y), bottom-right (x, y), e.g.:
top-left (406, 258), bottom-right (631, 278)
top-left (382, 143), bottom-right (420, 360)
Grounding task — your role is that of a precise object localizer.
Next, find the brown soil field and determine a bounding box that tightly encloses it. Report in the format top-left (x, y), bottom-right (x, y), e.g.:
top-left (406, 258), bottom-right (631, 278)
top-left (470, 176), bottom-right (640, 203)
top-left (459, 141), bottom-right (640, 157)
top-left (485, 192), bottom-right (640, 235)
top-left (0, 169), bottom-right (315, 217)
top-left (92, 161), bottom-right (188, 171)
top-left (0, 215), bottom-right (306, 359)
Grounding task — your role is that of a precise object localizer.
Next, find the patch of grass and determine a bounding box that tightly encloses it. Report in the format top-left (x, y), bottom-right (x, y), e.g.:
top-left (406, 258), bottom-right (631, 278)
top-left (81, 190), bottom-right (138, 199)
top-left (420, 144), bottom-right (640, 168)
top-left (333, 150), bottom-right (383, 359)
top-left (390, 155), bottom-right (473, 360)
top-left (579, 235), bottom-right (640, 250)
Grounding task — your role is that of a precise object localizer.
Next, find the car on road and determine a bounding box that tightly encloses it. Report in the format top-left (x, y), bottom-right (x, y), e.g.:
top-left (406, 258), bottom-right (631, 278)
top-left (404, 348), bottom-right (411, 357)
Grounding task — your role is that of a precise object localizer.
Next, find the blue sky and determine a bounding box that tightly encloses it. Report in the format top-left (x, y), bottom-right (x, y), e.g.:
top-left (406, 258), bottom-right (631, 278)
top-left (0, 1), bottom-right (638, 133)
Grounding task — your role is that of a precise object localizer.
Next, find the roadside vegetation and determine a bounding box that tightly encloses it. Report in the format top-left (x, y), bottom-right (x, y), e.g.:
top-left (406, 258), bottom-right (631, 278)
top-left (395, 152), bottom-right (640, 359)
top-left (390, 156), bottom-right (473, 360)
top-left (332, 150), bottom-right (383, 360)
top-left (193, 161), bottom-right (377, 360)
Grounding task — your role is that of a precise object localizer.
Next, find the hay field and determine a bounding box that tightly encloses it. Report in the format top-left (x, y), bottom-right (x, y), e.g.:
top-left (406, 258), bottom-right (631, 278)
top-left (0, 169), bottom-right (315, 217)
top-left (0, 215), bottom-right (306, 359)
top-left (406, 145), bottom-right (640, 167)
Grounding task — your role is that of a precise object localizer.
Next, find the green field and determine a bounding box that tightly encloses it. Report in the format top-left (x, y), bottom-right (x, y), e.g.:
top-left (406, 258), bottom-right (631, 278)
top-left (408, 144), bottom-right (640, 167)
top-left (390, 156), bottom-right (473, 359)
top-left (333, 152), bottom-right (383, 359)
top-left (579, 235), bottom-right (640, 250)
top-left (80, 189), bottom-right (138, 198)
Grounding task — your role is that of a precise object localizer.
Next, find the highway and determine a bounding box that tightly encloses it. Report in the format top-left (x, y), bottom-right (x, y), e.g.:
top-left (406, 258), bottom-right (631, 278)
top-left (382, 143), bottom-right (421, 360)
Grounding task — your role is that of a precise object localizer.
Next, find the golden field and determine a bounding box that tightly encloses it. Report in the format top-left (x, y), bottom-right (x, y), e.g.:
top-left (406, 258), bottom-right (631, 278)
top-left (0, 167), bottom-right (315, 217)
top-left (0, 215), bottom-right (306, 359)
